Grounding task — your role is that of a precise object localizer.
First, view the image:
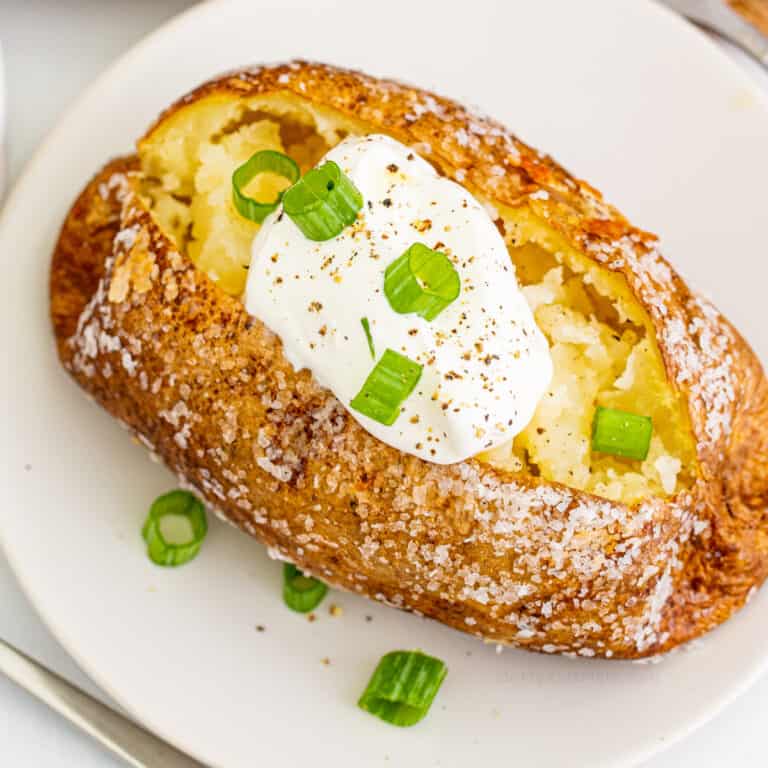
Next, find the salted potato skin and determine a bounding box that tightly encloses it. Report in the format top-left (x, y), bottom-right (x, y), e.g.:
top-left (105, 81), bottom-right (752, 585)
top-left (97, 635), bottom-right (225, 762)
top-left (50, 62), bottom-right (768, 659)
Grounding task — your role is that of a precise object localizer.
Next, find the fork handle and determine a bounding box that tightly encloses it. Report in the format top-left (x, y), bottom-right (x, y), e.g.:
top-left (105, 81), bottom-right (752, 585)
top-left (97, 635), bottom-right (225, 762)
top-left (0, 638), bottom-right (206, 767)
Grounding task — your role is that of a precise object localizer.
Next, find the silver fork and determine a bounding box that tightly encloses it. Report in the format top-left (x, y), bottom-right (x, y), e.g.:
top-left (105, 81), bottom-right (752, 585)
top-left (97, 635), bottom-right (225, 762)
top-left (0, 638), bottom-right (206, 767)
top-left (658, 0), bottom-right (768, 67)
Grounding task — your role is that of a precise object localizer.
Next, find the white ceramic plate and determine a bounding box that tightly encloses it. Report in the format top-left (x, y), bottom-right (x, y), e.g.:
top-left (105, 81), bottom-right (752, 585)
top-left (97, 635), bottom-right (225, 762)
top-left (0, 39), bottom-right (6, 197)
top-left (3, 1), bottom-right (768, 765)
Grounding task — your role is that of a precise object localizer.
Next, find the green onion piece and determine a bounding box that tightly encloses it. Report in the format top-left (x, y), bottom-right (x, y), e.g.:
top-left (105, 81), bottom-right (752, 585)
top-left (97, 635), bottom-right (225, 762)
top-left (283, 563), bottom-right (328, 613)
top-left (350, 349), bottom-right (423, 426)
top-left (384, 243), bottom-right (461, 322)
top-left (232, 150), bottom-right (300, 223)
top-left (591, 406), bottom-right (652, 461)
top-left (283, 160), bottom-right (363, 241)
top-left (358, 650), bottom-right (448, 727)
top-left (141, 490), bottom-right (208, 567)
top-left (360, 317), bottom-right (375, 359)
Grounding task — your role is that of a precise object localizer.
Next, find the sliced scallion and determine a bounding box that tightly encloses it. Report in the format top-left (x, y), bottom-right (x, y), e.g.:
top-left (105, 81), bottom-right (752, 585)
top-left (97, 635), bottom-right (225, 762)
top-left (283, 161), bottom-right (363, 241)
top-left (358, 650), bottom-right (447, 727)
top-left (232, 150), bottom-right (300, 223)
top-left (591, 406), bottom-right (652, 461)
top-left (361, 317), bottom-right (376, 359)
top-left (350, 349), bottom-right (422, 426)
top-left (283, 563), bottom-right (328, 613)
top-left (384, 243), bottom-right (460, 321)
top-left (142, 490), bottom-right (208, 567)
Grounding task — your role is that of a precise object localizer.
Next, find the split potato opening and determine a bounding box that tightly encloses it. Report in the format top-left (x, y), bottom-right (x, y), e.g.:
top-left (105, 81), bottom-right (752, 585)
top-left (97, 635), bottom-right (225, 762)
top-left (138, 91), bottom-right (696, 503)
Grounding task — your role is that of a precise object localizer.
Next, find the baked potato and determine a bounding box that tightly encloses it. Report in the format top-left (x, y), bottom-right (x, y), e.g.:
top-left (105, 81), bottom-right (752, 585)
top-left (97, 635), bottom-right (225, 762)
top-left (50, 61), bottom-right (768, 659)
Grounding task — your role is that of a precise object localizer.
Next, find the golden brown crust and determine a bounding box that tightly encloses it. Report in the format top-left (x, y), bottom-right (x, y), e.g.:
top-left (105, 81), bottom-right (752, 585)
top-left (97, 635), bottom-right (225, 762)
top-left (51, 62), bottom-right (768, 658)
top-left (50, 156), bottom-right (139, 344)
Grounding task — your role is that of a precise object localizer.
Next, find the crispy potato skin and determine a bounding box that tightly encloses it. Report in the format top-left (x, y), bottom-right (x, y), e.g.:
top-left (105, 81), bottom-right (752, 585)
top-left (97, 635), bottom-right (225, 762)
top-left (50, 63), bottom-right (768, 658)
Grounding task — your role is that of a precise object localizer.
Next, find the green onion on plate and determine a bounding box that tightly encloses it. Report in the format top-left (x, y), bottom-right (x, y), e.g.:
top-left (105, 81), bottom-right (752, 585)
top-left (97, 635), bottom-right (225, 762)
top-left (350, 349), bottom-right (423, 426)
top-left (384, 242), bottom-right (460, 321)
top-left (591, 405), bottom-right (652, 461)
top-left (142, 490), bottom-right (208, 567)
top-left (283, 160), bottom-right (363, 241)
top-left (360, 317), bottom-right (376, 359)
top-left (232, 149), bottom-right (300, 223)
top-left (358, 650), bottom-right (448, 727)
top-left (283, 563), bottom-right (328, 613)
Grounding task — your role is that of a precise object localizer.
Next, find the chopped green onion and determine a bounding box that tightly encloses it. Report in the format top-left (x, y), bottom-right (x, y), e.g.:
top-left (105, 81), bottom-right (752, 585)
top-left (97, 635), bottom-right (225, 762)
top-left (350, 349), bottom-right (423, 426)
top-left (232, 150), bottom-right (300, 223)
top-left (384, 243), bottom-right (460, 322)
top-left (358, 650), bottom-right (447, 727)
top-left (360, 317), bottom-right (376, 359)
top-left (591, 406), bottom-right (652, 461)
top-left (283, 563), bottom-right (328, 613)
top-left (283, 161), bottom-right (363, 241)
top-left (142, 490), bottom-right (208, 567)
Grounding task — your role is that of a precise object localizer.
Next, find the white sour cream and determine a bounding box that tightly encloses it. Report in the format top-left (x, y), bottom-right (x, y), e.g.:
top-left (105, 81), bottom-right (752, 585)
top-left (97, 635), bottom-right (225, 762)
top-left (245, 134), bottom-right (551, 464)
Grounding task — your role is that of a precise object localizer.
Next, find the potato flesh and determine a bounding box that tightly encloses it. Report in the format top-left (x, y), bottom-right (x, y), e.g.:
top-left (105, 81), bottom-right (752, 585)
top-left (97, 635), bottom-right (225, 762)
top-left (141, 109), bottom-right (695, 502)
top-left (480, 254), bottom-right (691, 501)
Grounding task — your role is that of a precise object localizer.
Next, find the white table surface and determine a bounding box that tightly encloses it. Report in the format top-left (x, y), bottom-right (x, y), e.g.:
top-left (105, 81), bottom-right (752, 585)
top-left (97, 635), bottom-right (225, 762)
top-left (2, 2), bottom-right (768, 766)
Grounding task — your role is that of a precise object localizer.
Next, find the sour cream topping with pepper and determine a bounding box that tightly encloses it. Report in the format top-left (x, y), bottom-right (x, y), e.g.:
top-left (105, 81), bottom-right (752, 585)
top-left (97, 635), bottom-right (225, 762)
top-left (244, 134), bottom-right (551, 464)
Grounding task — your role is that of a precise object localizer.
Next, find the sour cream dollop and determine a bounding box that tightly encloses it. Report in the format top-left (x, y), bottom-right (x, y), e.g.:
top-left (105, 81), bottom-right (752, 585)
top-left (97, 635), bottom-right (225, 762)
top-left (244, 134), bottom-right (551, 464)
